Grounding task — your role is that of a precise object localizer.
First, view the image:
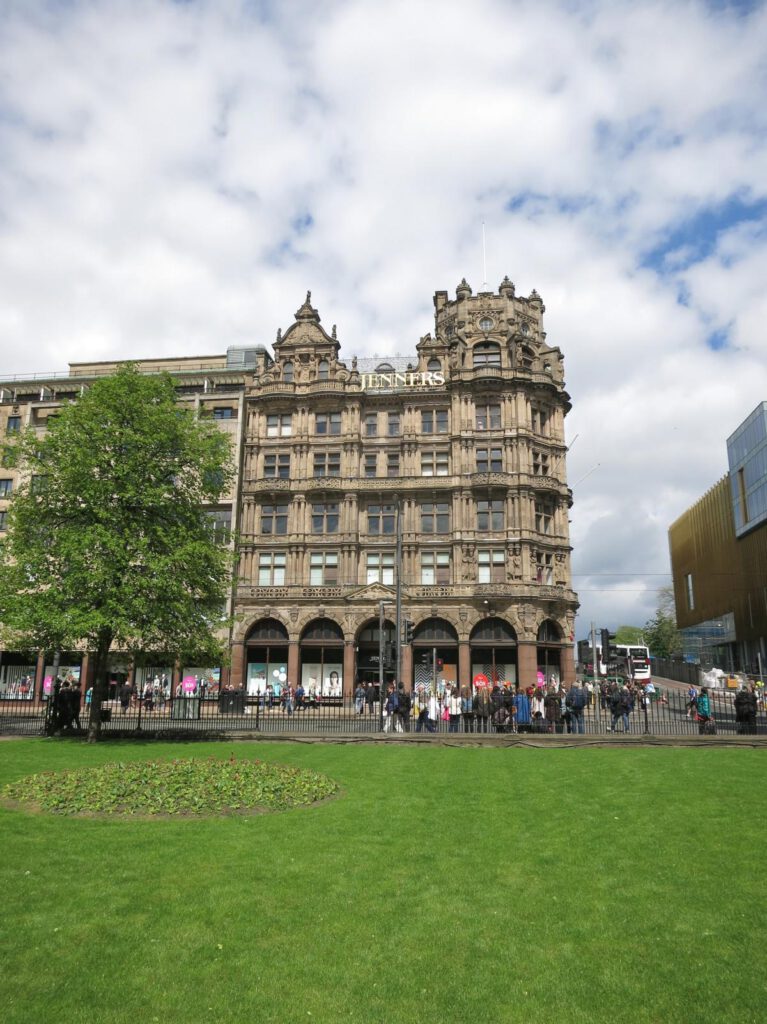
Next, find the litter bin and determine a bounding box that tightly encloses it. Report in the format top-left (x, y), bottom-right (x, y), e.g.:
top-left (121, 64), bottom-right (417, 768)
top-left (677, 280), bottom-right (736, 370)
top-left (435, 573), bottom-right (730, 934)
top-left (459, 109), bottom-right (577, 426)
top-left (171, 697), bottom-right (201, 720)
top-left (100, 708), bottom-right (112, 723)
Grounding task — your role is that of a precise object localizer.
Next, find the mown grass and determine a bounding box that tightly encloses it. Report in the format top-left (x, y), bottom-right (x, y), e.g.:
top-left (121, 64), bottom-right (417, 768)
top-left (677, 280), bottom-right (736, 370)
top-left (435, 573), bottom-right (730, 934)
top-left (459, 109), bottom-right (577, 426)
top-left (0, 739), bottom-right (764, 1024)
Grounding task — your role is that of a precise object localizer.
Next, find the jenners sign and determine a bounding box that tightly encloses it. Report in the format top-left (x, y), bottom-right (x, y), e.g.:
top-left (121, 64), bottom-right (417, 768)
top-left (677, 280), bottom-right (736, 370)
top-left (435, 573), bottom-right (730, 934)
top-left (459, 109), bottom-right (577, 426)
top-left (359, 370), bottom-right (446, 390)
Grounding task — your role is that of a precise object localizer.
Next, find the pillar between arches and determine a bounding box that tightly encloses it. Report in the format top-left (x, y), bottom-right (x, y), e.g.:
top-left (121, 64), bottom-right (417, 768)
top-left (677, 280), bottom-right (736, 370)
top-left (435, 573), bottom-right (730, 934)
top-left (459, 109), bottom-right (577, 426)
top-left (517, 642), bottom-right (538, 690)
top-left (458, 641), bottom-right (471, 688)
top-left (343, 641), bottom-right (355, 697)
top-left (561, 645), bottom-right (576, 686)
top-left (230, 641), bottom-right (245, 690)
top-left (287, 640), bottom-right (299, 686)
top-left (401, 644), bottom-right (413, 687)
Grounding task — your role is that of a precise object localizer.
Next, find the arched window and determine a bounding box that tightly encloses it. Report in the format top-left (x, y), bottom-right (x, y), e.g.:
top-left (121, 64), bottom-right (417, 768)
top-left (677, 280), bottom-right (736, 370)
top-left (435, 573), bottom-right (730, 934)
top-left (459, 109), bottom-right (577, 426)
top-left (283, 361), bottom-right (293, 383)
top-left (318, 359), bottom-right (329, 381)
top-left (376, 362), bottom-right (395, 373)
top-left (473, 342), bottom-right (501, 367)
top-left (470, 618), bottom-right (517, 644)
top-left (412, 618), bottom-right (458, 643)
top-left (301, 618), bottom-right (344, 642)
top-left (246, 618), bottom-right (289, 643)
top-left (537, 619), bottom-right (562, 643)
top-left (427, 358), bottom-right (442, 373)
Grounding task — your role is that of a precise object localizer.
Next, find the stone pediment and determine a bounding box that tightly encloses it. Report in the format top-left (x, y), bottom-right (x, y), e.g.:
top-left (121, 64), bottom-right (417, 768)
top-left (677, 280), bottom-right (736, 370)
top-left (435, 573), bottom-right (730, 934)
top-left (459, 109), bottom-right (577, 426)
top-left (277, 291), bottom-right (338, 352)
top-left (346, 582), bottom-right (396, 603)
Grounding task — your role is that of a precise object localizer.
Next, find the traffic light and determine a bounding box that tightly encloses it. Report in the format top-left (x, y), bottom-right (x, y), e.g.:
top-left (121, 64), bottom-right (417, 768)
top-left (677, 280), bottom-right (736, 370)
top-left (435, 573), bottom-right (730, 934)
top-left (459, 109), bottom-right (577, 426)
top-left (404, 619), bottom-right (415, 645)
top-left (601, 628), bottom-right (611, 662)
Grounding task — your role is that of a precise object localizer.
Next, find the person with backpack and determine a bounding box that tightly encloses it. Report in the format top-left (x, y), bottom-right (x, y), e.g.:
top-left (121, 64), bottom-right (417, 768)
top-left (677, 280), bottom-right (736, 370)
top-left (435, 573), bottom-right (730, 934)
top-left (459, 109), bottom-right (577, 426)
top-left (566, 682), bottom-right (588, 733)
top-left (396, 682), bottom-right (411, 732)
top-left (460, 686), bottom-right (475, 732)
top-left (475, 685), bottom-right (491, 733)
top-left (383, 683), bottom-right (400, 733)
top-left (610, 685), bottom-right (633, 733)
top-left (696, 687), bottom-right (715, 734)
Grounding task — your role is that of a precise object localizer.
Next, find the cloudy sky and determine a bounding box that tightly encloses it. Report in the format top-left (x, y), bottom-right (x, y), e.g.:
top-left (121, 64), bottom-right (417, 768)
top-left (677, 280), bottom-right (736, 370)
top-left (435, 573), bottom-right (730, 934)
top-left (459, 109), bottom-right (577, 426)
top-left (1, 0), bottom-right (766, 640)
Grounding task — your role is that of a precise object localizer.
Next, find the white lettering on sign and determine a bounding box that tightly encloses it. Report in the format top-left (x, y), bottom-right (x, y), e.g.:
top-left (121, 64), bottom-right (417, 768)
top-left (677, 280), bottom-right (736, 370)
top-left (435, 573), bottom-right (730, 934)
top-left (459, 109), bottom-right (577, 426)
top-left (359, 371), bottom-right (446, 390)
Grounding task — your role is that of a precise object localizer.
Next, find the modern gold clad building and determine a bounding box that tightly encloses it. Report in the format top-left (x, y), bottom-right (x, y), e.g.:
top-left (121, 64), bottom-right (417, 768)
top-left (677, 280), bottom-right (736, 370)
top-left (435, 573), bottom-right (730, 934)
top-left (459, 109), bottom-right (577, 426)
top-left (0, 276), bottom-right (579, 699)
top-left (669, 402), bottom-right (767, 674)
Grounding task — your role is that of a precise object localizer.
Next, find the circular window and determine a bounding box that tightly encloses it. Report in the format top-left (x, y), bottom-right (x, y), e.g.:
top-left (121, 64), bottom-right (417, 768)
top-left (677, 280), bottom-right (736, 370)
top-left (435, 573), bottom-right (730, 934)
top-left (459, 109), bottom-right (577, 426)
top-left (479, 317), bottom-right (493, 332)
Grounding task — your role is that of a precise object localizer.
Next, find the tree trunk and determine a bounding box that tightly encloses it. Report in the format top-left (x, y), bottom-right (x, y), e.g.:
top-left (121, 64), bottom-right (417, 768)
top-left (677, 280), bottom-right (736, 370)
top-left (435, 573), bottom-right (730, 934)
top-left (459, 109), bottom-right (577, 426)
top-left (87, 631), bottom-right (113, 743)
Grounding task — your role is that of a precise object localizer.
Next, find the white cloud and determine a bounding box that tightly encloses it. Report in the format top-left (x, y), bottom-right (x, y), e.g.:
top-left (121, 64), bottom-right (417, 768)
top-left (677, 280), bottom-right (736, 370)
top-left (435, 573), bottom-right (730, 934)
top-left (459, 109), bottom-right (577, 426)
top-left (0, 0), bottom-right (766, 637)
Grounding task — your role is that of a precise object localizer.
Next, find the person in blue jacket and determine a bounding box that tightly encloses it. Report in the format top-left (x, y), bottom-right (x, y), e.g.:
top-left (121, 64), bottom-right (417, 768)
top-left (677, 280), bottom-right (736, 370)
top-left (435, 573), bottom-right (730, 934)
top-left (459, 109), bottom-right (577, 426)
top-left (513, 687), bottom-right (531, 732)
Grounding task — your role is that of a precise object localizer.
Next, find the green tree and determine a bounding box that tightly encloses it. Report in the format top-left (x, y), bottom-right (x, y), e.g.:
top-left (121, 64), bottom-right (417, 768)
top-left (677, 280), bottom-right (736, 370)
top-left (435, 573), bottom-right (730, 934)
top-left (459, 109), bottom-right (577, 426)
top-left (643, 585), bottom-right (682, 659)
top-left (615, 625), bottom-right (645, 644)
top-left (0, 365), bottom-right (234, 739)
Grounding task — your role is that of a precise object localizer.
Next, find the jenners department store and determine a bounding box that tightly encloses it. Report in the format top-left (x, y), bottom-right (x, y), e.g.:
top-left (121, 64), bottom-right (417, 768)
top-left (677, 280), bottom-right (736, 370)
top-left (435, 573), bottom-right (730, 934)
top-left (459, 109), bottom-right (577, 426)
top-left (0, 277), bottom-right (579, 700)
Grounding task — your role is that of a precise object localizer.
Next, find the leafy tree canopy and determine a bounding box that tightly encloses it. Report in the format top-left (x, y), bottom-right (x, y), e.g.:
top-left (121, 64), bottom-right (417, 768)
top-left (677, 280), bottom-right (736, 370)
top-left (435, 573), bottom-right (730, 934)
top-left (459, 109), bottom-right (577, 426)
top-left (0, 365), bottom-right (234, 735)
top-left (643, 585), bottom-right (682, 659)
top-left (614, 625), bottom-right (645, 644)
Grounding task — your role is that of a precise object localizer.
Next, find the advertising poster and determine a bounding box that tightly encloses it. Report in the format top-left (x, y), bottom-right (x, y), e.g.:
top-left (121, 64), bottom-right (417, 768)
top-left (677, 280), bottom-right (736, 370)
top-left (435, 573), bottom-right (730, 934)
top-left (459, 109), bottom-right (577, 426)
top-left (247, 663), bottom-right (267, 695)
top-left (323, 664), bottom-right (343, 696)
top-left (300, 663), bottom-right (343, 695)
top-left (471, 662), bottom-right (517, 688)
top-left (269, 664), bottom-right (287, 696)
top-left (43, 664), bottom-right (82, 694)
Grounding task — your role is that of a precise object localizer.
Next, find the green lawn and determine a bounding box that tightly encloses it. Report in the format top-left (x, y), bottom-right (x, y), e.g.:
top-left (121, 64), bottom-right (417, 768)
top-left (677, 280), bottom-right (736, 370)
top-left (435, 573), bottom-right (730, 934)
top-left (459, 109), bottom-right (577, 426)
top-left (0, 740), bottom-right (764, 1024)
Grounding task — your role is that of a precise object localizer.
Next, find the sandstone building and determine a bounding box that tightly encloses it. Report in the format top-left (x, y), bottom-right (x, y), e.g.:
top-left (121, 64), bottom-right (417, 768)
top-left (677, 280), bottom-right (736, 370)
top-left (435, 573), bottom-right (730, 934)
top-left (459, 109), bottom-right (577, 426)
top-left (0, 277), bottom-right (578, 699)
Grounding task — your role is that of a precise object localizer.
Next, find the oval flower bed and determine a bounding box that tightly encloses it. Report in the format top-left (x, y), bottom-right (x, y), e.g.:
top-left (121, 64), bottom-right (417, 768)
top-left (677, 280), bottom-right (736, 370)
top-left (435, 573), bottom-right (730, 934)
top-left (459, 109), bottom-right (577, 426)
top-left (3, 757), bottom-right (338, 816)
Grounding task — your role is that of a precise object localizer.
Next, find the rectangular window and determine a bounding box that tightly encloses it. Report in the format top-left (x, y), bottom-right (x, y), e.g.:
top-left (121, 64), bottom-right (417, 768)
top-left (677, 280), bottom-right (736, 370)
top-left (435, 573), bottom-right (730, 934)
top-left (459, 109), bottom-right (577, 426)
top-left (316, 412), bottom-right (342, 436)
top-left (266, 414), bottom-right (292, 437)
top-left (365, 413), bottom-right (378, 437)
top-left (366, 551), bottom-right (394, 585)
top-left (685, 573), bottom-right (695, 611)
top-left (367, 503), bottom-right (395, 535)
top-left (363, 452), bottom-right (377, 478)
top-left (421, 450), bottom-right (449, 477)
top-left (387, 412), bottom-right (400, 436)
top-left (476, 447), bottom-right (503, 472)
top-left (6, 416), bottom-right (20, 434)
top-left (310, 551), bottom-right (338, 586)
top-left (421, 550), bottom-right (450, 585)
top-left (532, 406), bottom-right (549, 436)
top-left (312, 502), bottom-right (339, 534)
top-left (206, 509), bottom-right (232, 544)
top-left (478, 549), bottom-right (505, 584)
top-left (476, 403), bottom-right (501, 430)
top-left (0, 510), bottom-right (6, 530)
top-left (421, 501), bottom-right (450, 534)
top-left (422, 409), bottom-right (449, 434)
top-left (212, 407), bottom-right (235, 420)
top-left (477, 498), bottom-right (504, 531)
top-left (0, 479), bottom-right (12, 497)
top-left (263, 452), bottom-right (291, 478)
top-left (738, 467), bottom-right (749, 523)
top-left (258, 552), bottom-right (286, 586)
top-left (30, 475), bottom-right (48, 495)
top-left (535, 499), bottom-right (554, 535)
top-left (313, 452), bottom-right (341, 477)
top-left (261, 503), bottom-right (288, 536)
top-left (535, 552), bottom-right (553, 585)
top-left (387, 451), bottom-right (400, 477)
top-left (532, 450), bottom-right (550, 476)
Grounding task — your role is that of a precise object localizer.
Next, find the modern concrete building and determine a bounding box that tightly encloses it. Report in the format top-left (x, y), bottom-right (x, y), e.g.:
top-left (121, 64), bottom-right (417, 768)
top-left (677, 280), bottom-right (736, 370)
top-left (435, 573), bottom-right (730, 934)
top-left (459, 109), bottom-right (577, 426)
top-left (0, 277), bottom-right (579, 699)
top-left (669, 402), bottom-right (767, 674)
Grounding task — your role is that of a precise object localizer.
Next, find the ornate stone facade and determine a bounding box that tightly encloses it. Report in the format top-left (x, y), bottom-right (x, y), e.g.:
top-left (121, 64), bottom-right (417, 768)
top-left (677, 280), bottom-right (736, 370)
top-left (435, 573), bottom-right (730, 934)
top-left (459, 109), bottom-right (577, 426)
top-left (234, 278), bottom-right (578, 694)
top-left (0, 277), bottom-right (578, 698)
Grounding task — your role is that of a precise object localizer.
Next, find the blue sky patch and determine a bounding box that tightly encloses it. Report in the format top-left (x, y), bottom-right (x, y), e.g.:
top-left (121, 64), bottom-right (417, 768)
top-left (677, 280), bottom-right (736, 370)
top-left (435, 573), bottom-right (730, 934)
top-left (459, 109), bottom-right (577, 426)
top-left (641, 194), bottom-right (767, 273)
